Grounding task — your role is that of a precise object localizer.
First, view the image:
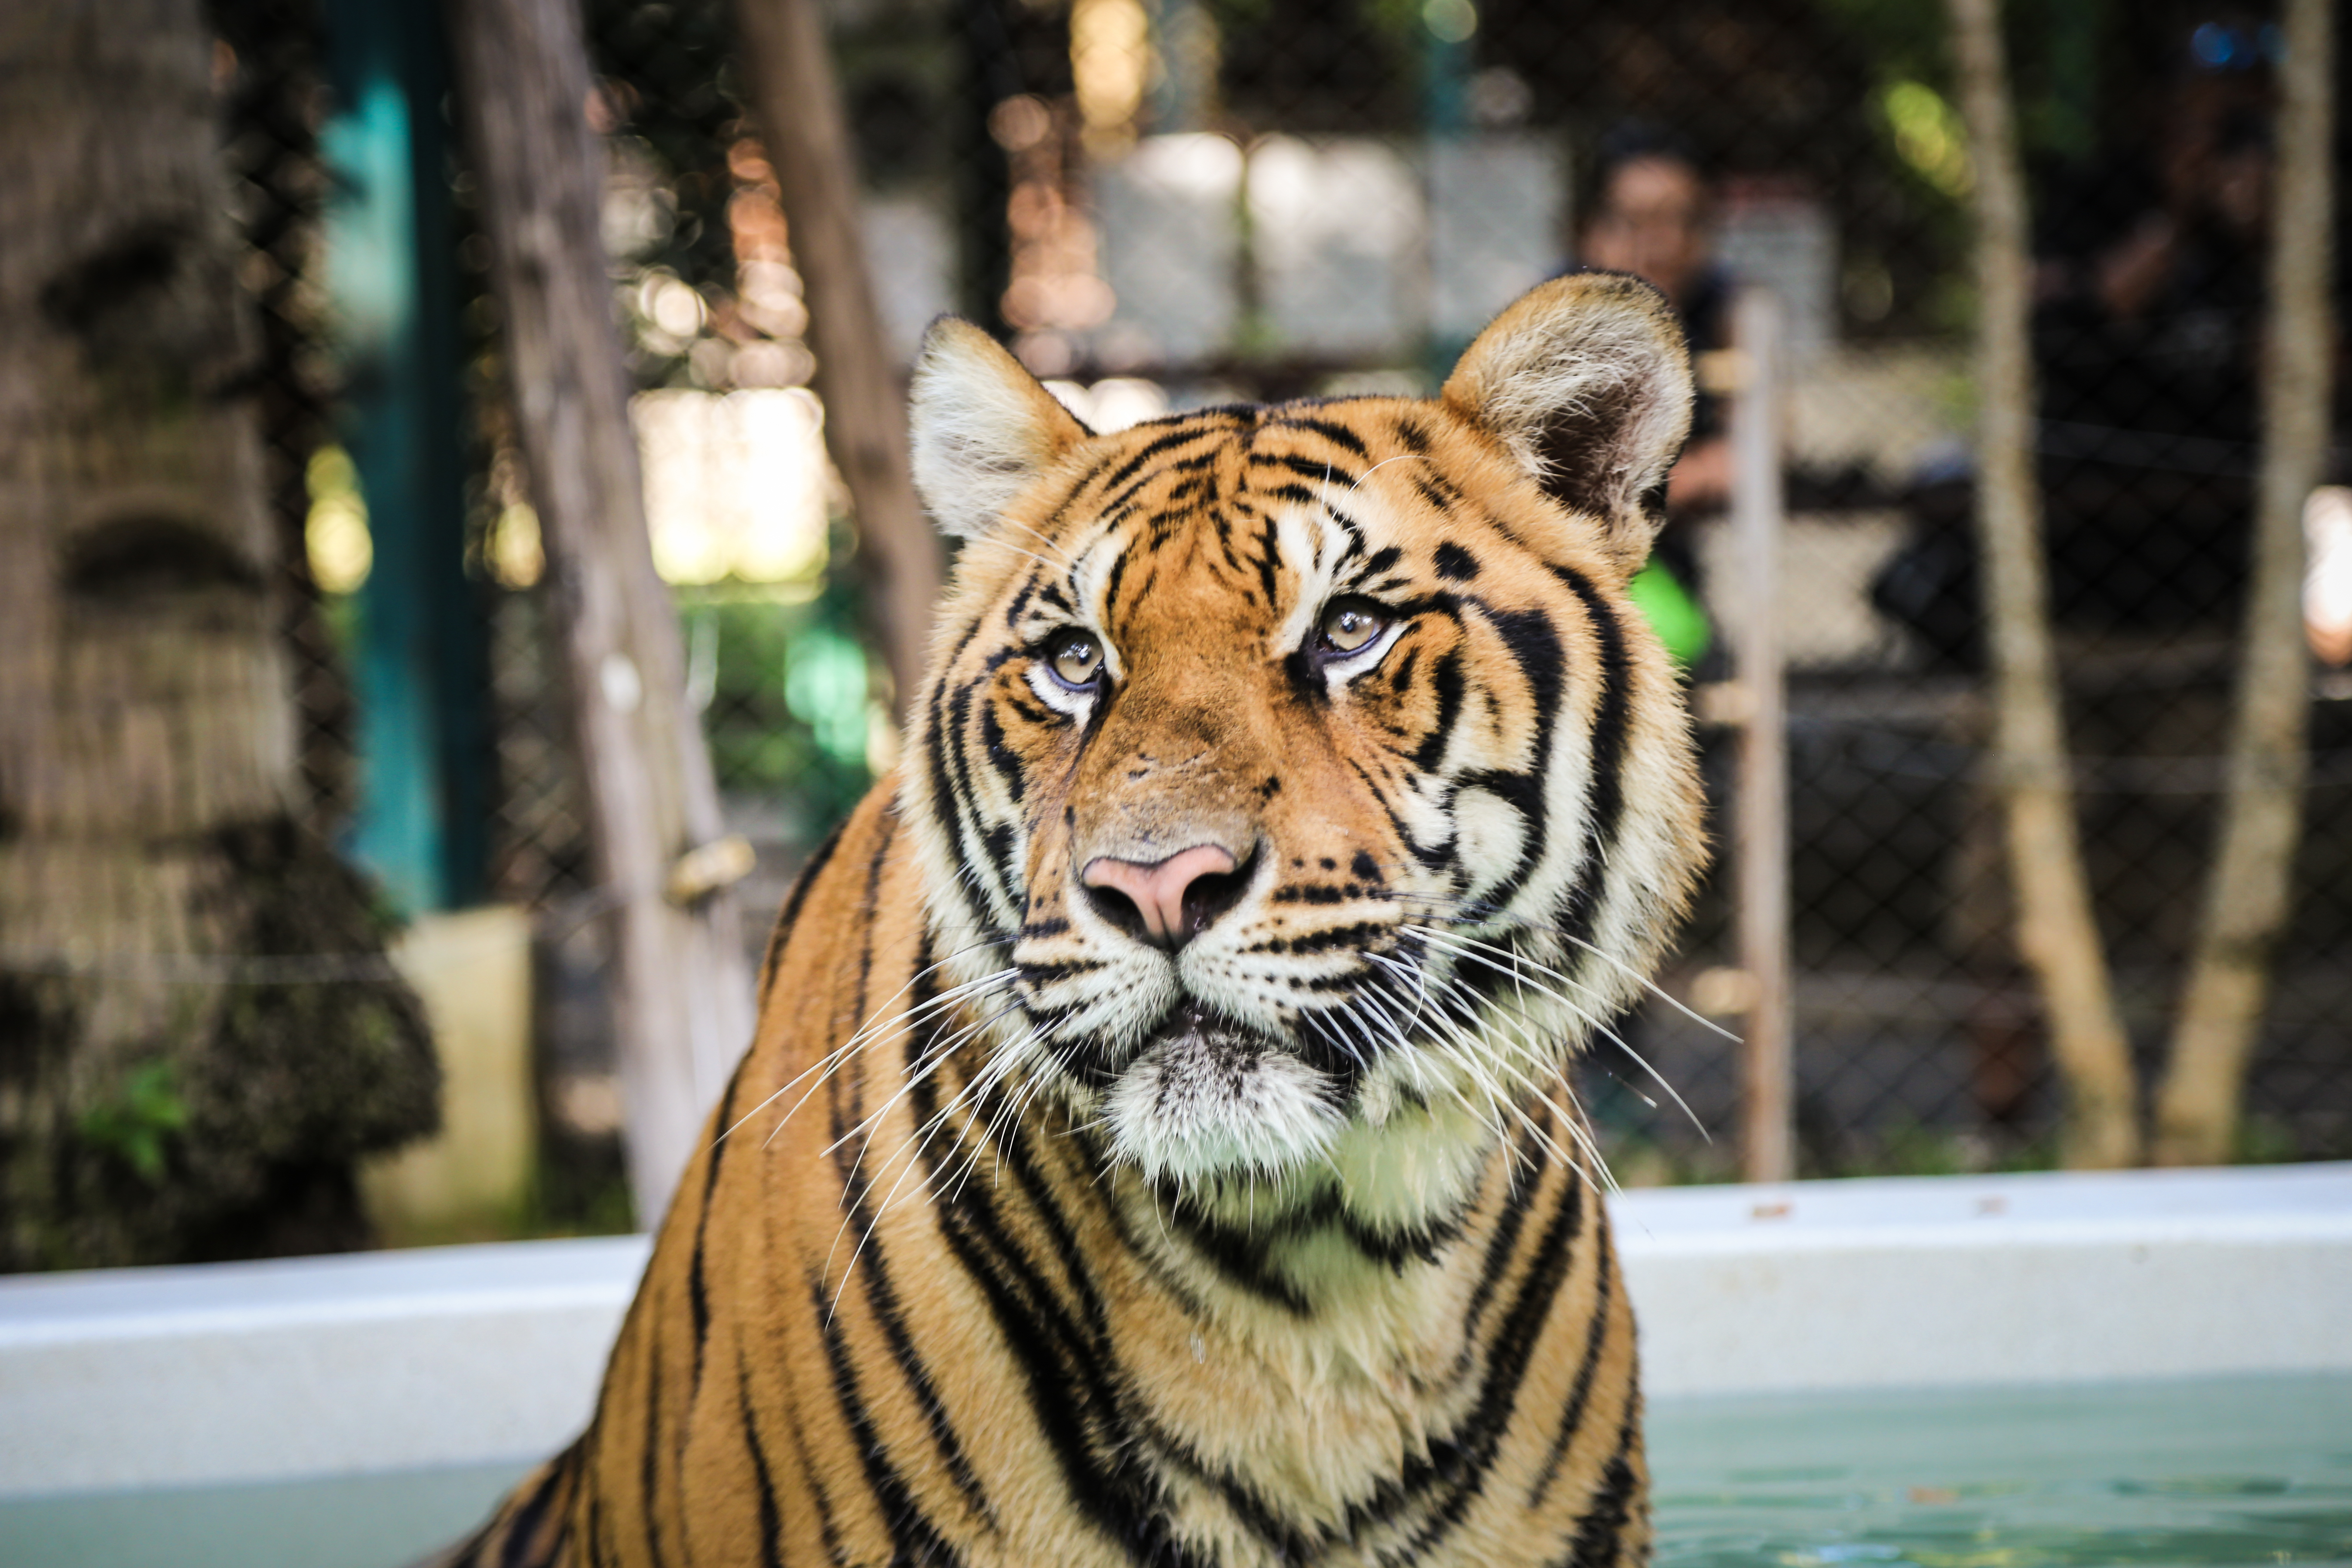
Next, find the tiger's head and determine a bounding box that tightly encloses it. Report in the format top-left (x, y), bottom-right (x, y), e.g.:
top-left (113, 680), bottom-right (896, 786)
top-left (902, 274), bottom-right (1707, 1230)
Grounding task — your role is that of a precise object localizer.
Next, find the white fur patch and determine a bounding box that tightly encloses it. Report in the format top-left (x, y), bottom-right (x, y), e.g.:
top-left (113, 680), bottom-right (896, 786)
top-left (1106, 1030), bottom-right (1346, 1187)
top-left (1451, 784), bottom-right (1528, 901)
top-left (1442, 273), bottom-right (1693, 558)
top-left (907, 318), bottom-right (1086, 540)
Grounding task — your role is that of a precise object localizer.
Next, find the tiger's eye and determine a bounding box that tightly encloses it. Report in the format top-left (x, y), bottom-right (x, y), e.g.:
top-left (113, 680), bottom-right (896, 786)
top-left (1048, 630), bottom-right (1103, 688)
top-left (1319, 599), bottom-right (1386, 654)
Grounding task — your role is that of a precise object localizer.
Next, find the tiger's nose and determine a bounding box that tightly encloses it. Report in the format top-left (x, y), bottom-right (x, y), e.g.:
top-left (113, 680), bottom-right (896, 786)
top-left (1081, 844), bottom-right (1246, 950)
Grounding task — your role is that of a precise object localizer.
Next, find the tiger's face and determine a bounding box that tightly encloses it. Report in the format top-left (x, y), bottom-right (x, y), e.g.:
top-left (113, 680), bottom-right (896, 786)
top-left (903, 276), bottom-right (1706, 1226)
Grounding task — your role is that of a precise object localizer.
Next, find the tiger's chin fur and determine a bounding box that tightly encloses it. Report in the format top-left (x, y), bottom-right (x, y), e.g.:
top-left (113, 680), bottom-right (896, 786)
top-left (447, 273), bottom-right (1709, 1568)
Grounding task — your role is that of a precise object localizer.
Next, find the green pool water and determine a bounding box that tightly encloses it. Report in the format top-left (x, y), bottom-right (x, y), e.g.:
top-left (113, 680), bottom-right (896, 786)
top-left (1649, 1375), bottom-right (2352, 1568)
top-left (5, 1374), bottom-right (2347, 1567)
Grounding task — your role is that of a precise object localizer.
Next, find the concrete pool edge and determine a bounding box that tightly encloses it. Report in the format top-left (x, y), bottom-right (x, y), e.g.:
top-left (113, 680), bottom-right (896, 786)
top-left (2, 1162), bottom-right (2345, 1498)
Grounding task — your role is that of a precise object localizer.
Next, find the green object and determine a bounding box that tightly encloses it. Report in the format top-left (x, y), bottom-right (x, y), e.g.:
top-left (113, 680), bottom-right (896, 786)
top-left (1626, 556), bottom-right (1712, 668)
top-left (77, 1062), bottom-right (188, 1185)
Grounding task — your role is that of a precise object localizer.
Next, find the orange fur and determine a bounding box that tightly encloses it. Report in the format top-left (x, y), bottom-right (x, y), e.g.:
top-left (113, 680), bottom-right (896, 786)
top-left (444, 275), bottom-right (1705, 1568)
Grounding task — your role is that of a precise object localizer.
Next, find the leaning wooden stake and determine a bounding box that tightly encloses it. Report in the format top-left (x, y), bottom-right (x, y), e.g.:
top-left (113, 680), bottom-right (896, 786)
top-left (734, 0), bottom-right (944, 720)
top-left (1946, 0), bottom-right (2139, 1168)
top-left (2153, 0), bottom-right (2336, 1167)
top-left (1729, 289), bottom-right (1795, 1184)
top-left (448, 0), bottom-right (757, 1226)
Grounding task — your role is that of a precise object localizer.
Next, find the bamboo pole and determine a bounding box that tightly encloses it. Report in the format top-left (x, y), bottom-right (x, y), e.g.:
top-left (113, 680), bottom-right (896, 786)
top-left (1730, 289), bottom-right (1795, 1184)
top-left (2153, 0), bottom-right (2336, 1168)
top-left (1946, 0), bottom-right (2140, 1168)
top-left (732, 0), bottom-right (945, 721)
top-left (447, 0), bottom-right (757, 1227)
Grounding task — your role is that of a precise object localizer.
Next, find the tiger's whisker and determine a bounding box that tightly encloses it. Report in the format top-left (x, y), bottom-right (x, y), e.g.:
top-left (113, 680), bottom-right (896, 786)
top-left (1407, 926), bottom-right (1709, 1140)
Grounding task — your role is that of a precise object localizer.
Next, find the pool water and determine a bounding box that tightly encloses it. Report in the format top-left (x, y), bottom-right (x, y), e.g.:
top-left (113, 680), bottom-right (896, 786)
top-left (4, 1375), bottom-right (2346, 1567)
top-left (1649, 1375), bottom-right (2352, 1568)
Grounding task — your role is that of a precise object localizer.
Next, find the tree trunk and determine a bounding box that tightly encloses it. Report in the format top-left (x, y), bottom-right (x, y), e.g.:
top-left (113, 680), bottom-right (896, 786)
top-left (2152, 0), bottom-right (2336, 1168)
top-left (1946, 0), bottom-right (2140, 1169)
top-left (734, 0), bottom-right (945, 720)
top-left (0, 0), bottom-right (438, 1270)
top-left (447, 0), bottom-right (758, 1227)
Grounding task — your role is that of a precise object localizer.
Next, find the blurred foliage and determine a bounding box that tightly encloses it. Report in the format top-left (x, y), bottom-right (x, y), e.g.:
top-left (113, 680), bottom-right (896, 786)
top-left (683, 570), bottom-right (876, 837)
top-left (77, 1061), bottom-right (190, 1186)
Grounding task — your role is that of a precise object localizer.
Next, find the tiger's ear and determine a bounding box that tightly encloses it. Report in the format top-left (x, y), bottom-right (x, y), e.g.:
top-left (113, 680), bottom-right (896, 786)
top-left (1441, 273), bottom-right (1694, 563)
top-left (908, 315), bottom-right (1092, 540)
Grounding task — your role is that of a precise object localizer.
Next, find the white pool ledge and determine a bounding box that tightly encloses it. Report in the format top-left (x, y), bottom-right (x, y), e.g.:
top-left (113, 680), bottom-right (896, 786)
top-left (2, 1162), bottom-right (2345, 1498)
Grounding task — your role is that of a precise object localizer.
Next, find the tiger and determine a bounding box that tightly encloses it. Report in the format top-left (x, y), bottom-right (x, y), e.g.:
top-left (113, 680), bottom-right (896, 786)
top-left (444, 271), bottom-right (1706, 1568)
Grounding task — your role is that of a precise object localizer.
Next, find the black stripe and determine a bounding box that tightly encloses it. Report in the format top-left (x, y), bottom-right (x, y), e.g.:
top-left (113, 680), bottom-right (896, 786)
top-left (1335, 1125), bottom-right (1552, 1535)
top-left (1247, 450), bottom-right (1360, 488)
top-left (808, 1272), bottom-right (967, 1565)
top-left (1527, 1210), bottom-right (1615, 1505)
top-left (640, 1344), bottom-right (667, 1568)
top-left (735, 1355), bottom-right (787, 1568)
top-left (937, 671), bottom-right (1011, 920)
top-left (1413, 474), bottom-right (1460, 514)
top-left (918, 1119), bottom-right (1209, 1565)
top-left (1101, 539), bottom-right (1138, 628)
top-left (778, 1372), bottom-right (852, 1566)
top-left (1040, 455), bottom-right (1115, 538)
top-left (1343, 753), bottom-right (1446, 871)
top-left (1556, 1405), bottom-right (1643, 1568)
top-left (493, 1455), bottom-right (567, 1568)
top-left (1411, 651), bottom-right (1467, 771)
top-left (585, 1488), bottom-right (618, 1568)
top-left (1396, 1153), bottom-right (1590, 1556)
top-left (1545, 566), bottom-right (1632, 959)
top-left (1322, 500), bottom-right (1369, 554)
top-left (978, 699), bottom-right (1023, 805)
top-left (686, 1064), bottom-right (748, 1401)
top-left (1164, 1206), bottom-right (1314, 1315)
top-left (1471, 1124), bottom-right (1560, 1342)
top-left (1100, 426), bottom-right (1217, 496)
top-left (1271, 414), bottom-right (1372, 458)
top-left (923, 620), bottom-right (995, 937)
top-left (821, 956), bottom-right (1000, 1528)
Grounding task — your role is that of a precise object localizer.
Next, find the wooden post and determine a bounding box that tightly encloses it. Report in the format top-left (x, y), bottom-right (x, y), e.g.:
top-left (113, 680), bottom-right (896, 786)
top-left (1730, 288), bottom-right (1795, 1185)
top-left (2154, 0), bottom-right (2335, 1167)
top-left (732, 0), bottom-right (945, 721)
top-left (1948, 0), bottom-right (2139, 1169)
top-left (447, 0), bottom-right (757, 1227)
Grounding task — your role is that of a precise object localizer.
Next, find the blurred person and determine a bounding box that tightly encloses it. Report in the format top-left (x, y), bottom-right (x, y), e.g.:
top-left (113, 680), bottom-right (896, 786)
top-left (2026, 25), bottom-right (2348, 632)
top-left (2038, 89), bottom-right (2275, 450)
top-left (1577, 124), bottom-right (1733, 517)
top-left (1877, 28), bottom-right (2346, 659)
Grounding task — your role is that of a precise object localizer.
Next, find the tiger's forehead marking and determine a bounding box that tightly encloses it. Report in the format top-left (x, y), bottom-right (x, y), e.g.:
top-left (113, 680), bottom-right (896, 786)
top-left (1019, 402), bottom-right (1446, 644)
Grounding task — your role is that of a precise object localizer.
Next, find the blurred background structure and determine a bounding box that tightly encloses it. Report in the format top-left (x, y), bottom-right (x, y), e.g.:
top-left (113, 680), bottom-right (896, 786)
top-left (3, 0), bottom-right (2344, 1256)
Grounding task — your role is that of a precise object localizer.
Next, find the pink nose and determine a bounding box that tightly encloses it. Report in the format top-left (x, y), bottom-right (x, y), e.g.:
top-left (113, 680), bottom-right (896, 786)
top-left (1081, 844), bottom-right (1240, 949)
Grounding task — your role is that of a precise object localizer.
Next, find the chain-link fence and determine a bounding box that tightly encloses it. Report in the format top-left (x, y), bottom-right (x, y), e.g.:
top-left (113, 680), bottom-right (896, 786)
top-left (217, 0), bottom-right (2349, 1202)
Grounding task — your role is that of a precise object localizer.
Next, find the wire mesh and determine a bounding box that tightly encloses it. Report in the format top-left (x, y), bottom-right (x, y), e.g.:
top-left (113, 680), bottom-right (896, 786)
top-left (214, 0), bottom-right (2348, 1182)
top-left (799, 0), bottom-right (2349, 1172)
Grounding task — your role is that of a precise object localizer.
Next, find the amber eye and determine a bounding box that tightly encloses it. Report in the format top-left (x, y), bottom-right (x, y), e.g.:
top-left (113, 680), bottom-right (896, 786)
top-left (1318, 598), bottom-right (1387, 656)
top-left (1046, 628), bottom-right (1105, 690)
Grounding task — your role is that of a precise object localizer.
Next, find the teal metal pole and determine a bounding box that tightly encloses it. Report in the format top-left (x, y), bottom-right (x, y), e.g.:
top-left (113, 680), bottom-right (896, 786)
top-left (322, 0), bottom-right (484, 915)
